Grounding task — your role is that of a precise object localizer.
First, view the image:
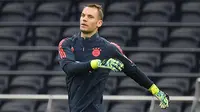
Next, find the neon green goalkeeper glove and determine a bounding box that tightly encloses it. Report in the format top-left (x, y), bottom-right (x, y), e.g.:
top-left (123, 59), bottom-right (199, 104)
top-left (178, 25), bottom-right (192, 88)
top-left (90, 58), bottom-right (124, 72)
top-left (149, 84), bottom-right (170, 109)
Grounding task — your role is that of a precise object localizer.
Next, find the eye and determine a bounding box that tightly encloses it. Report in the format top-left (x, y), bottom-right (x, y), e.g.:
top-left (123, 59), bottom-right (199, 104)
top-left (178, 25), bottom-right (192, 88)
top-left (81, 13), bottom-right (85, 17)
top-left (88, 15), bottom-right (94, 19)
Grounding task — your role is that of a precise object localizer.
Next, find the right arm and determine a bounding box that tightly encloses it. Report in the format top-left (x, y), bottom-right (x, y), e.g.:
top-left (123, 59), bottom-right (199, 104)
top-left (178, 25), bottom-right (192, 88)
top-left (58, 38), bottom-right (93, 76)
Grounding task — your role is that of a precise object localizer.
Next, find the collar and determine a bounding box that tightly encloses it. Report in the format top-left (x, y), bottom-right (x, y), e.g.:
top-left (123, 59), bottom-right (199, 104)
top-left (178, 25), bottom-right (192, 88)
top-left (79, 32), bottom-right (99, 41)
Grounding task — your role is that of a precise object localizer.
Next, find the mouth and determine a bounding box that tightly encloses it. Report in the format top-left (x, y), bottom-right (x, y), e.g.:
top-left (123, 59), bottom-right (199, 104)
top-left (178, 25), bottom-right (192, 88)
top-left (81, 23), bottom-right (88, 27)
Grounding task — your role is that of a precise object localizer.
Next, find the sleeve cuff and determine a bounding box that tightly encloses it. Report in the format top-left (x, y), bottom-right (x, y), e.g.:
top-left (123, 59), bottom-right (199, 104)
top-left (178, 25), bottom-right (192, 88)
top-left (149, 84), bottom-right (160, 95)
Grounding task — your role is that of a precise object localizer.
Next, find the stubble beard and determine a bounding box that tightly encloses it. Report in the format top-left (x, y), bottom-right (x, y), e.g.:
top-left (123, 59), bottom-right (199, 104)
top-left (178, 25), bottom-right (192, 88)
top-left (80, 30), bottom-right (92, 34)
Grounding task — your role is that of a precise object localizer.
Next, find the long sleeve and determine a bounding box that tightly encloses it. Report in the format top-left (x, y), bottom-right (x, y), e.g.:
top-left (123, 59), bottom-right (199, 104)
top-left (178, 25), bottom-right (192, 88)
top-left (58, 38), bottom-right (92, 76)
top-left (109, 42), bottom-right (154, 89)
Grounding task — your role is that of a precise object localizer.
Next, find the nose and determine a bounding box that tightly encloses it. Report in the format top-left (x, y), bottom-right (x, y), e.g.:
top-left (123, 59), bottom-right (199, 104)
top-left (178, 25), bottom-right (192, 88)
top-left (81, 16), bottom-right (88, 22)
top-left (83, 18), bottom-right (87, 22)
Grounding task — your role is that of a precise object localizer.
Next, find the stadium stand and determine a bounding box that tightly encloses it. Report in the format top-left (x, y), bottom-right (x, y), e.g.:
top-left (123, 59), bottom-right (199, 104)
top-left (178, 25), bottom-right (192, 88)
top-left (0, 0), bottom-right (199, 112)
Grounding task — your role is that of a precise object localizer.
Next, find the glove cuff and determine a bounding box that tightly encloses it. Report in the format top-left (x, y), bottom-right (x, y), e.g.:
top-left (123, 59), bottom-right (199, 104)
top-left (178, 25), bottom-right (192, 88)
top-left (90, 59), bottom-right (100, 69)
top-left (149, 84), bottom-right (160, 95)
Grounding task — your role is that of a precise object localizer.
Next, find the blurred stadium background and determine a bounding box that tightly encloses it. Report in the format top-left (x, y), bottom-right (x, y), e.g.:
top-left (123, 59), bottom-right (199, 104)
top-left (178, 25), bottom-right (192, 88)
top-left (0, 0), bottom-right (199, 112)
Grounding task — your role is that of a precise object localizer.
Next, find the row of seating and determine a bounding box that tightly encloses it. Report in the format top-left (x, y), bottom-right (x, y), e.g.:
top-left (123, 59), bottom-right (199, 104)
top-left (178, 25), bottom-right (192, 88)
top-left (0, 97), bottom-right (198, 112)
top-left (0, 51), bottom-right (199, 73)
top-left (0, 26), bottom-right (200, 48)
top-left (0, 75), bottom-right (197, 112)
top-left (0, 100), bottom-right (198, 112)
top-left (0, 75), bottom-right (196, 96)
top-left (1, 1), bottom-right (200, 22)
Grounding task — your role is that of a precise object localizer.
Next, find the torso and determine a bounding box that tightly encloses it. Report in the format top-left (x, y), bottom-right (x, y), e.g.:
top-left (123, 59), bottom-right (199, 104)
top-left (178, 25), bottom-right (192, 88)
top-left (66, 35), bottom-right (114, 112)
top-left (73, 36), bottom-right (113, 62)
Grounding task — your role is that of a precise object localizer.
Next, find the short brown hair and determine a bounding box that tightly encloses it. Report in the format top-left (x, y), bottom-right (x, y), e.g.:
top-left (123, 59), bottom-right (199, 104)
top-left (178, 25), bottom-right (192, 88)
top-left (85, 4), bottom-right (104, 20)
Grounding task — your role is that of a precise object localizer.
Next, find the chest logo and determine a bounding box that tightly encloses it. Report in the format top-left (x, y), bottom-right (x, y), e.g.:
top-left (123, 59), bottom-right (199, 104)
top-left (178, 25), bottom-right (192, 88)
top-left (92, 48), bottom-right (101, 57)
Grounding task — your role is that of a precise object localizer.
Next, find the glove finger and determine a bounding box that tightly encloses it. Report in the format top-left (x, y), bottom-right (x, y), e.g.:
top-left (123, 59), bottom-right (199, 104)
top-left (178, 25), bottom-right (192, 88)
top-left (111, 67), bottom-right (118, 72)
top-left (160, 101), bottom-right (168, 109)
top-left (160, 102), bottom-right (165, 108)
top-left (99, 63), bottom-right (119, 72)
top-left (115, 62), bottom-right (123, 69)
top-left (114, 61), bottom-right (124, 70)
top-left (112, 64), bottom-right (122, 71)
top-left (109, 62), bottom-right (121, 71)
top-left (160, 102), bottom-right (168, 109)
top-left (159, 103), bottom-right (162, 107)
top-left (160, 104), bottom-right (165, 109)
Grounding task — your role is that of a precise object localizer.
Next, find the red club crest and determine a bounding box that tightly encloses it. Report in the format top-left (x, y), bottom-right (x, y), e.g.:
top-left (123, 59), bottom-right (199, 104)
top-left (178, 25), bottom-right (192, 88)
top-left (92, 48), bottom-right (101, 57)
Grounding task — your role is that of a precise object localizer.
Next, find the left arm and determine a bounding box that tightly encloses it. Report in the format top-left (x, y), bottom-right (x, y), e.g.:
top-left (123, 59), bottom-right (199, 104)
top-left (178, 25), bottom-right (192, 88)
top-left (109, 42), bottom-right (169, 109)
top-left (110, 42), bottom-right (154, 90)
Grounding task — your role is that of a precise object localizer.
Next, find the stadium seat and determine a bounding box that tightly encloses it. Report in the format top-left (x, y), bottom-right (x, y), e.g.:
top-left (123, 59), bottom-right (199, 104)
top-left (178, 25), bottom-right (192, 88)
top-left (0, 76), bottom-right (8, 93)
top-left (62, 27), bottom-right (80, 38)
top-left (156, 78), bottom-right (190, 95)
top-left (30, 27), bottom-right (61, 46)
top-left (47, 76), bottom-right (66, 88)
top-left (0, 28), bottom-right (19, 69)
top-left (181, 2), bottom-right (200, 22)
top-left (184, 103), bottom-right (200, 112)
top-left (0, 27), bottom-right (27, 45)
top-left (169, 28), bottom-right (200, 48)
top-left (190, 80), bottom-right (200, 96)
top-left (161, 53), bottom-right (196, 73)
top-left (36, 1), bottom-right (71, 18)
top-left (17, 51), bottom-right (52, 70)
top-left (30, 9), bottom-right (62, 45)
top-left (36, 100), bottom-right (69, 112)
top-left (9, 76), bottom-right (44, 94)
top-left (100, 27), bottom-right (132, 46)
top-left (140, 1), bottom-right (175, 22)
top-left (0, 100), bottom-right (35, 112)
top-left (109, 103), bottom-right (146, 112)
top-left (105, 1), bottom-right (140, 21)
top-left (137, 27), bottom-right (168, 47)
top-left (8, 87), bottom-right (38, 94)
top-left (0, 51), bottom-right (17, 70)
top-left (47, 76), bottom-right (67, 94)
top-left (34, 1), bottom-right (71, 22)
top-left (33, 14), bottom-right (62, 22)
top-left (117, 78), bottom-right (147, 96)
top-left (118, 77), bottom-right (146, 91)
top-left (47, 87), bottom-right (67, 95)
top-left (0, 2), bottom-right (35, 22)
top-left (36, 102), bottom-right (48, 112)
top-left (128, 53), bottom-right (160, 72)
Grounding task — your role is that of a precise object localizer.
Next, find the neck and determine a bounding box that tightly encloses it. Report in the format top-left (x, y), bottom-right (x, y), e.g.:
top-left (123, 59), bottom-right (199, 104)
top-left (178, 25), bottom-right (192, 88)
top-left (81, 30), bottom-right (97, 39)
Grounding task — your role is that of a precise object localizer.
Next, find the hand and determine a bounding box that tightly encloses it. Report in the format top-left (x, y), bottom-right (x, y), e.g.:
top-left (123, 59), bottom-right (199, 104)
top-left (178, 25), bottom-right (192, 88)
top-left (90, 58), bottom-right (124, 72)
top-left (154, 90), bottom-right (169, 109)
top-left (149, 84), bottom-right (169, 109)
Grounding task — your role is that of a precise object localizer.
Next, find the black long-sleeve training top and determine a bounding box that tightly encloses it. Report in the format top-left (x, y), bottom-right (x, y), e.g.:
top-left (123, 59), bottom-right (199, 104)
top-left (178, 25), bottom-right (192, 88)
top-left (58, 32), bottom-right (153, 112)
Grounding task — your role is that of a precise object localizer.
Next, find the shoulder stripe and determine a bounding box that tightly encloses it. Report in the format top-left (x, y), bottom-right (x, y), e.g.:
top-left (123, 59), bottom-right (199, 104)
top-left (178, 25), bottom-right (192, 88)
top-left (110, 42), bottom-right (124, 54)
top-left (58, 38), bottom-right (67, 59)
top-left (110, 42), bottom-right (133, 63)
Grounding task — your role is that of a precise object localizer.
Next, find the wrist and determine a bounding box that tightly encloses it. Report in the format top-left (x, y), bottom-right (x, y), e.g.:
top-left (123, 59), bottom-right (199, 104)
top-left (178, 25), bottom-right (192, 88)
top-left (90, 59), bottom-right (100, 69)
top-left (149, 84), bottom-right (160, 95)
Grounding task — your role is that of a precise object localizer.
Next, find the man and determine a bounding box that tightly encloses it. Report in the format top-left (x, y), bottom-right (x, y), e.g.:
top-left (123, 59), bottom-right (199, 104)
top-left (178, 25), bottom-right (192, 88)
top-left (58, 4), bottom-right (169, 112)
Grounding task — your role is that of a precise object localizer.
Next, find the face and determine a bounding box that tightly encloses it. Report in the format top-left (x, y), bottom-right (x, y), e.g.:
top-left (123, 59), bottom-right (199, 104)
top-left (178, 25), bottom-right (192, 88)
top-left (80, 7), bottom-right (103, 34)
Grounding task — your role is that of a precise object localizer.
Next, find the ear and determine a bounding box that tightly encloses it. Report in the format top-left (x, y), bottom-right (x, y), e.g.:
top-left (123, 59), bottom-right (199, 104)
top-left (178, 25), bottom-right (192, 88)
top-left (97, 20), bottom-right (103, 28)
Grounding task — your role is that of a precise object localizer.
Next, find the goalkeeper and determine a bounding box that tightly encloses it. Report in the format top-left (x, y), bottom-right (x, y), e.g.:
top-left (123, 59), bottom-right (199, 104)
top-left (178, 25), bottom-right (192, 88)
top-left (58, 4), bottom-right (169, 112)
